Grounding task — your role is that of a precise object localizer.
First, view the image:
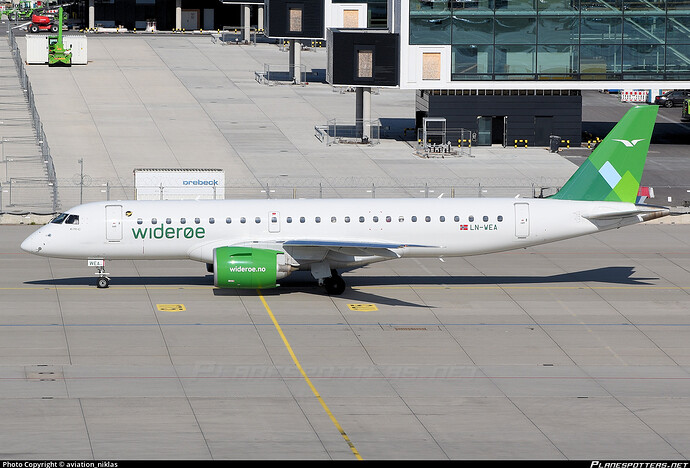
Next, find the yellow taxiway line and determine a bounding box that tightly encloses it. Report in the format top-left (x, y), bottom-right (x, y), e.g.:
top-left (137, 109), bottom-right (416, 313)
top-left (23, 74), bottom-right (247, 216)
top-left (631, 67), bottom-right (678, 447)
top-left (257, 289), bottom-right (363, 460)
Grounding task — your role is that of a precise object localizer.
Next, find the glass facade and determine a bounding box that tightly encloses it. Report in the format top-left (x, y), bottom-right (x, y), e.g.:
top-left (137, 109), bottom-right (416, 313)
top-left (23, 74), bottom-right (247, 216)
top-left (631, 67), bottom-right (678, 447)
top-left (408, 0), bottom-right (690, 80)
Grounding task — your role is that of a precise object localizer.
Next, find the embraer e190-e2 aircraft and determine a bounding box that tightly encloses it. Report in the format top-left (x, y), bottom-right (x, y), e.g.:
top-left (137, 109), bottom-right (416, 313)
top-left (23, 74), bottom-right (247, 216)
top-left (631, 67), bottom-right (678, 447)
top-left (21, 105), bottom-right (669, 294)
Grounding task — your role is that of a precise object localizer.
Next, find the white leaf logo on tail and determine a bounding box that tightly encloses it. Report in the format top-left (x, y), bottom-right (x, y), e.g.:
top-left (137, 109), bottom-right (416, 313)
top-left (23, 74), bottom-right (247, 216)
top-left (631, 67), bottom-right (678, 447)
top-left (612, 139), bottom-right (645, 147)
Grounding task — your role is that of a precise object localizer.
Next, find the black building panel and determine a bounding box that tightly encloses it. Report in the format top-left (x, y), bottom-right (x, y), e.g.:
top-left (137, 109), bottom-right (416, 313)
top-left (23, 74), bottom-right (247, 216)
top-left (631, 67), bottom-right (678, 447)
top-left (417, 92), bottom-right (582, 147)
top-left (265, 0), bottom-right (325, 39)
top-left (92, 0), bottom-right (239, 31)
top-left (327, 29), bottom-right (399, 87)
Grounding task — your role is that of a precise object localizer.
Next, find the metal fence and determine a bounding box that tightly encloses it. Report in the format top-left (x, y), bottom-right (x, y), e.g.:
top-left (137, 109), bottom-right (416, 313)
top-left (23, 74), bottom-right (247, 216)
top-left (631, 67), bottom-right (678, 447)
top-left (315, 119), bottom-right (382, 146)
top-left (1, 177), bottom-right (568, 213)
top-left (255, 63), bottom-right (307, 86)
top-left (4, 26), bottom-right (59, 213)
top-left (415, 127), bottom-right (473, 158)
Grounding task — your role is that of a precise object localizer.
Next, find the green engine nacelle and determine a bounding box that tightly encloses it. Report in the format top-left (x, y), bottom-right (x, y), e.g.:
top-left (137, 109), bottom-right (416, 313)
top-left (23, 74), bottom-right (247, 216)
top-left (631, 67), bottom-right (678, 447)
top-left (213, 247), bottom-right (281, 289)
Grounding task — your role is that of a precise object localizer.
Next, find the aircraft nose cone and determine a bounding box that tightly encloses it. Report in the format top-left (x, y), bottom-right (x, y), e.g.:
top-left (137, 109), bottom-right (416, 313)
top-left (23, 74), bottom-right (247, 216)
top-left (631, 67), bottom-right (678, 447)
top-left (21, 232), bottom-right (43, 254)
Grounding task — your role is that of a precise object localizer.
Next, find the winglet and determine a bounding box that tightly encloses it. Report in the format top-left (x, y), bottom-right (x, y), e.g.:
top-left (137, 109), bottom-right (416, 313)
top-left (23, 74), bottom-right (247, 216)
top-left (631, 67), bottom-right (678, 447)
top-left (551, 105), bottom-right (658, 203)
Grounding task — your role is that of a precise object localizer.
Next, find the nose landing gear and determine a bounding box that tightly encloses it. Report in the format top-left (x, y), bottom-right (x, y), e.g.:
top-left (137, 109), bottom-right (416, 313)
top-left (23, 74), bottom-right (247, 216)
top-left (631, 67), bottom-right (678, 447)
top-left (95, 266), bottom-right (110, 288)
top-left (89, 260), bottom-right (110, 288)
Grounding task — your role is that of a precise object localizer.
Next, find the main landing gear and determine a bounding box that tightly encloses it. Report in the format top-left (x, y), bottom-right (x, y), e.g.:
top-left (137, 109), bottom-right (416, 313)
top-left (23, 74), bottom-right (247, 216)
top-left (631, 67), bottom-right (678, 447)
top-left (321, 270), bottom-right (346, 295)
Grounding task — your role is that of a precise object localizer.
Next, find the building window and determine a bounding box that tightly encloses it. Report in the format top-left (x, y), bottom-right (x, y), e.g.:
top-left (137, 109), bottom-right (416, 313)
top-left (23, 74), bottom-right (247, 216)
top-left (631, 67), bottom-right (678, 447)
top-left (288, 6), bottom-right (303, 33)
top-left (357, 49), bottom-right (374, 79)
top-left (422, 52), bottom-right (442, 80)
top-left (343, 9), bottom-right (359, 28)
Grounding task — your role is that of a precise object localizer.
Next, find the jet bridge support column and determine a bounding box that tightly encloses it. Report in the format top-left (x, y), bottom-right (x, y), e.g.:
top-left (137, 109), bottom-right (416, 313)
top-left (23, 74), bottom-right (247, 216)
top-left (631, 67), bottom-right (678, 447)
top-left (356, 87), bottom-right (372, 142)
top-left (289, 40), bottom-right (302, 84)
top-left (242, 4), bottom-right (252, 42)
top-left (175, 0), bottom-right (181, 31)
top-left (88, 0), bottom-right (95, 29)
top-left (258, 5), bottom-right (264, 33)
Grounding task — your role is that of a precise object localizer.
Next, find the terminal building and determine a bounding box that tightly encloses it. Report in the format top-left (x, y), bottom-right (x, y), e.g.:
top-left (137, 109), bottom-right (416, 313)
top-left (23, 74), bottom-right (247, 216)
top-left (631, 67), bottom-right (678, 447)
top-left (73, 0), bottom-right (690, 147)
top-left (396, 0), bottom-right (690, 146)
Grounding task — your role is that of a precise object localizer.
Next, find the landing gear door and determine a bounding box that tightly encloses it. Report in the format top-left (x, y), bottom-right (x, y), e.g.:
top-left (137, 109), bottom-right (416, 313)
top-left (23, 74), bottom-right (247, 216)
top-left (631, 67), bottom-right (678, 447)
top-left (514, 203), bottom-right (530, 238)
top-left (268, 211), bottom-right (280, 233)
top-left (105, 205), bottom-right (123, 242)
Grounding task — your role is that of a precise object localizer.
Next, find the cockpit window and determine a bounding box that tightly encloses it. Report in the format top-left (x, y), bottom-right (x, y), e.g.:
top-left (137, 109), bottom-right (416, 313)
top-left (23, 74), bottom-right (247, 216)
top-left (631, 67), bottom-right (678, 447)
top-left (64, 214), bottom-right (80, 225)
top-left (50, 213), bottom-right (69, 224)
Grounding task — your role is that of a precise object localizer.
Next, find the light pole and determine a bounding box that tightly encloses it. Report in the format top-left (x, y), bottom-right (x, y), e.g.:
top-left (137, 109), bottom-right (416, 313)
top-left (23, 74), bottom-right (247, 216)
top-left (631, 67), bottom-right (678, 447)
top-left (78, 158), bottom-right (84, 204)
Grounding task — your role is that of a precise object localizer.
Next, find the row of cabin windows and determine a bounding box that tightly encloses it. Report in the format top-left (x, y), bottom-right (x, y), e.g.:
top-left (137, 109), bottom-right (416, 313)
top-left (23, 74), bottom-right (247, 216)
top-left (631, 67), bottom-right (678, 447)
top-left (136, 215), bottom-right (504, 225)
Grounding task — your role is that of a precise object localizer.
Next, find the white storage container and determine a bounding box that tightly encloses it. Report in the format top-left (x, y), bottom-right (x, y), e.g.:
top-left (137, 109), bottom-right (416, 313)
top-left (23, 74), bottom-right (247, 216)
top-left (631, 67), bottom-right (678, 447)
top-left (134, 169), bottom-right (226, 200)
top-left (25, 34), bottom-right (88, 65)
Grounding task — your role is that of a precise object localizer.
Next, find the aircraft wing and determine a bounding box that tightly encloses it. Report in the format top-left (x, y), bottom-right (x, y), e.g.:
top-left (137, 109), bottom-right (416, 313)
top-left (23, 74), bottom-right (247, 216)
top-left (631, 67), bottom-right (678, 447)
top-left (281, 239), bottom-right (440, 258)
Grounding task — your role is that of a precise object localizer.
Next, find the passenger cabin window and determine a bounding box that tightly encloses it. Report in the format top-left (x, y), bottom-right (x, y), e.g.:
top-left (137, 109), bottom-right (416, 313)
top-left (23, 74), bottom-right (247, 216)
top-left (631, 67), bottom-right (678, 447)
top-left (315, 217), bottom-right (321, 223)
top-left (497, 215), bottom-right (503, 222)
top-left (240, 217), bottom-right (246, 224)
top-left (166, 218), bottom-right (172, 224)
top-left (209, 218), bottom-right (215, 224)
top-left (226, 217), bottom-right (232, 224)
top-left (195, 218), bottom-right (201, 224)
top-left (425, 216), bottom-right (431, 222)
top-left (483, 216), bottom-right (489, 222)
top-left (359, 216), bottom-right (365, 223)
top-left (454, 216), bottom-right (460, 222)
top-left (137, 218), bottom-right (143, 225)
top-left (255, 217), bottom-right (261, 223)
top-left (300, 217), bottom-right (305, 223)
top-left (331, 217), bottom-right (337, 223)
top-left (345, 216), bottom-right (350, 223)
top-left (152, 218), bottom-right (158, 224)
top-left (50, 213), bottom-right (69, 224)
top-left (386, 216), bottom-right (391, 222)
top-left (181, 218), bottom-right (186, 224)
top-left (469, 215), bottom-right (474, 222)
top-left (411, 216), bottom-right (417, 222)
top-left (373, 216), bottom-right (378, 223)
top-left (440, 216), bottom-right (445, 222)
top-left (287, 217), bottom-right (292, 223)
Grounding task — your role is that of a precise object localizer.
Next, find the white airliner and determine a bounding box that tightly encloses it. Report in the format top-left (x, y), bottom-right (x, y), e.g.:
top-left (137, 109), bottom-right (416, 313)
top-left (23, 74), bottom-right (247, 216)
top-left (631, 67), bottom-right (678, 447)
top-left (21, 106), bottom-right (669, 294)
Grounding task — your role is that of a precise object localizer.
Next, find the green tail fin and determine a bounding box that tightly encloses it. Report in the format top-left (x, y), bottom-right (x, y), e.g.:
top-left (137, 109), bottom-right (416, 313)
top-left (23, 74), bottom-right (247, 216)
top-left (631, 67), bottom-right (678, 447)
top-left (551, 105), bottom-right (658, 203)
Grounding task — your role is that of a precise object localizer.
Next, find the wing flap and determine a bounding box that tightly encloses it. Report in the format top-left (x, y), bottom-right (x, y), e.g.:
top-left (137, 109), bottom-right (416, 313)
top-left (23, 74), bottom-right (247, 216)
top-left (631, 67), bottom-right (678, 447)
top-left (281, 240), bottom-right (440, 258)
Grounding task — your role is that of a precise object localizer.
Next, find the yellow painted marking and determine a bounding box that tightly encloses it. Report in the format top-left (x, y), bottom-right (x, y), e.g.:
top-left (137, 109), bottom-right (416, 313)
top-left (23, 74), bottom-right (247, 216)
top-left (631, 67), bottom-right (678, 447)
top-left (348, 303), bottom-right (378, 312)
top-left (156, 304), bottom-right (186, 312)
top-left (257, 290), bottom-right (363, 460)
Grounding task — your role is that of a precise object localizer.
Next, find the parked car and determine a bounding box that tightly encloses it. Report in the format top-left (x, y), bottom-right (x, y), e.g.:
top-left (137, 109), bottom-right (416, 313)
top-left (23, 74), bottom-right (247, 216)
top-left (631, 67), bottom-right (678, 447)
top-left (654, 90), bottom-right (690, 108)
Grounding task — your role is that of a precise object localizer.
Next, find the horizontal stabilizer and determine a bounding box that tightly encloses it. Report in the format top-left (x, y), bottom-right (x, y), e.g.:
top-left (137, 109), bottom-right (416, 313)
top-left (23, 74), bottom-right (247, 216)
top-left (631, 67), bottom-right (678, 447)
top-left (582, 205), bottom-right (670, 222)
